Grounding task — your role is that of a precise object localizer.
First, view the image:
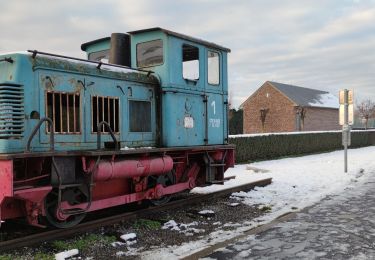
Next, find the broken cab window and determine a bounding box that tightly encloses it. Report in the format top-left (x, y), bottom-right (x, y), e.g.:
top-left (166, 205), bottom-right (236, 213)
top-left (182, 44), bottom-right (199, 81)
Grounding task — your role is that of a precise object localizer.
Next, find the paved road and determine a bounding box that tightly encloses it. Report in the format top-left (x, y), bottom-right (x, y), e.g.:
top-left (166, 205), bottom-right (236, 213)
top-left (206, 173), bottom-right (375, 260)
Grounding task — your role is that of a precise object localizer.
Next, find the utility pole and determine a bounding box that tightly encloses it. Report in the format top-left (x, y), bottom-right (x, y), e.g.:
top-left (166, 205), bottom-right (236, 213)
top-left (343, 90), bottom-right (349, 173)
top-left (339, 89), bottom-right (353, 173)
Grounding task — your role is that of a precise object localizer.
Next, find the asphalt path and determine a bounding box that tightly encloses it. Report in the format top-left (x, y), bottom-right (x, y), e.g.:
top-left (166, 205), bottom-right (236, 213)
top-left (205, 171), bottom-right (375, 260)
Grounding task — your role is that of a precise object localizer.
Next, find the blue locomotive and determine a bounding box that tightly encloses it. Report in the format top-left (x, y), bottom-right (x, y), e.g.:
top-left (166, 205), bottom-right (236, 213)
top-left (0, 28), bottom-right (234, 228)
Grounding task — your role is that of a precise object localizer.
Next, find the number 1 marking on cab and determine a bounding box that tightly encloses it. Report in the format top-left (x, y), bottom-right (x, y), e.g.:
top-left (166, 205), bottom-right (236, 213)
top-left (211, 101), bottom-right (216, 115)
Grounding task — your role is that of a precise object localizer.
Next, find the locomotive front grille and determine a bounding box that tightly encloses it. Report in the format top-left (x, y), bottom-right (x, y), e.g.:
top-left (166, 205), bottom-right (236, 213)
top-left (0, 84), bottom-right (24, 139)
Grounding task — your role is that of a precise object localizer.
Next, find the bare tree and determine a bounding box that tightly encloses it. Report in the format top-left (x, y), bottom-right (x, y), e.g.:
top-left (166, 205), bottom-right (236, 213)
top-left (357, 99), bottom-right (375, 129)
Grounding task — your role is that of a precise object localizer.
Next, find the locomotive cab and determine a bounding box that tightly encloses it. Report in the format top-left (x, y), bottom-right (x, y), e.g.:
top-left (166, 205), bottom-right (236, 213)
top-left (83, 28), bottom-right (230, 147)
top-left (129, 28), bottom-right (230, 147)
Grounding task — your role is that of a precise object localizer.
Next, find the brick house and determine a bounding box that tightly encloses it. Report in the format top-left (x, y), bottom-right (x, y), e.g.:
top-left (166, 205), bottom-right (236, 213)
top-left (242, 81), bottom-right (340, 133)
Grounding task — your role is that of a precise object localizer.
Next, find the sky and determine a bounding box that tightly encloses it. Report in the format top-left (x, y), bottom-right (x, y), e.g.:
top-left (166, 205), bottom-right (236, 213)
top-left (0, 0), bottom-right (374, 108)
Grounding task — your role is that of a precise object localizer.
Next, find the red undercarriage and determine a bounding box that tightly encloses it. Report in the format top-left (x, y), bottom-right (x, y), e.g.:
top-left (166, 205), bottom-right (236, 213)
top-left (0, 147), bottom-right (234, 228)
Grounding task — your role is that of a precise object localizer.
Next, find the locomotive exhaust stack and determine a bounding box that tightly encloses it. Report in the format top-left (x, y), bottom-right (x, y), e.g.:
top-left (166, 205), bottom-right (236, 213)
top-left (109, 33), bottom-right (131, 67)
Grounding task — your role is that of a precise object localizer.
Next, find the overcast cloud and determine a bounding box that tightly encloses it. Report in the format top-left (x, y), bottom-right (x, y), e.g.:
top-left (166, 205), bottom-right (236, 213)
top-left (0, 0), bottom-right (374, 107)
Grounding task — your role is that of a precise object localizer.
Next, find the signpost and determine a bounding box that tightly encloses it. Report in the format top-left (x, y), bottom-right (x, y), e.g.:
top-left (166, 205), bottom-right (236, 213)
top-left (339, 89), bottom-right (353, 173)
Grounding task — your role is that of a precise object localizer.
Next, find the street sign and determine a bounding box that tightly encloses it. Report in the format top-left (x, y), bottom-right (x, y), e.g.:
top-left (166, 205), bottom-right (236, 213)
top-left (339, 104), bottom-right (354, 125)
top-left (339, 89), bottom-right (353, 104)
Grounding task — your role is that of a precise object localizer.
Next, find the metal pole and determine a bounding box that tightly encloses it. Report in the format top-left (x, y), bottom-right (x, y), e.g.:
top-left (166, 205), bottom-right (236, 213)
top-left (344, 89), bottom-right (348, 173)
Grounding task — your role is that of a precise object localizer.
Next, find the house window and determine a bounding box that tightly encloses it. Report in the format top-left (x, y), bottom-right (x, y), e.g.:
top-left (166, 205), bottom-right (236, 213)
top-left (182, 44), bottom-right (199, 81)
top-left (260, 108), bottom-right (269, 133)
top-left (136, 39), bottom-right (163, 67)
top-left (92, 96), bottom-right (120, 133)
top-left (207, 51), bottom-right (219, 85)
top-left (46, 91), bottom-right (80, 134)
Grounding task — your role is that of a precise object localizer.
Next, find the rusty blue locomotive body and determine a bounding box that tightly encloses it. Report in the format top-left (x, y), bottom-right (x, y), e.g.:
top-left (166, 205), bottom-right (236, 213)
top-left (0, 28), bottom-right (234, 228)
top-left (0, 28), bottom-right (230, 152)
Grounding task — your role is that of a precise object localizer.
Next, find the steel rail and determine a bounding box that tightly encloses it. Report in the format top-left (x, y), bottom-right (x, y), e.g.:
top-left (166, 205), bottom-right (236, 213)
top-left (0, 178), bottom-right (272, 252)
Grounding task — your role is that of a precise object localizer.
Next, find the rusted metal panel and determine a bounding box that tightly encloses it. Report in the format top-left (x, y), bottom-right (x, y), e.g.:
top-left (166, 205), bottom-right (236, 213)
top-left (0, 144), bottom-right (235, 159)
top-left (0, 160), bottom-right (13, 205)
top-left (29, 52), bottom-right (159, 85)
top-left (89, 156), bottom-right (173, 181)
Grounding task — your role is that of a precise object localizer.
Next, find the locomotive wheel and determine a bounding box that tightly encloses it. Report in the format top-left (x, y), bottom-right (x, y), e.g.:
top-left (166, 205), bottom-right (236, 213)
top-left (44, 187), bottom-right (87, 228)
top-left (149, 171), bottom-right (175, 206)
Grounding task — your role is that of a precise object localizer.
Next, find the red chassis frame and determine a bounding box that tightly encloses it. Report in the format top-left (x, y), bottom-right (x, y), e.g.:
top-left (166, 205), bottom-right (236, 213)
top-left (0, 146), bottom-right (235, 227)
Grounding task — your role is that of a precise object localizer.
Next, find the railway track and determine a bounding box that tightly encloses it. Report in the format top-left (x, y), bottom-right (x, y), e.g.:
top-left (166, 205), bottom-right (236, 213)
top-left (0, 178), bottom-right (272, 252)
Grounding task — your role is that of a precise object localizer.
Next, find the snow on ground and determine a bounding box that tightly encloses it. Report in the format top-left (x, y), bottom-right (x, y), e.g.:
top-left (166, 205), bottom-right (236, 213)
top-left (140, 146), bottom-right (375, 259)
top-left (229, 129), bottom-right (375, 138)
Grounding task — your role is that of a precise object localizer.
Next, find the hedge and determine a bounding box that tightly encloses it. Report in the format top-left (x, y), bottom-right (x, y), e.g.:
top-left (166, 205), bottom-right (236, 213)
top-left (229, 130), bottom-right (375, 163)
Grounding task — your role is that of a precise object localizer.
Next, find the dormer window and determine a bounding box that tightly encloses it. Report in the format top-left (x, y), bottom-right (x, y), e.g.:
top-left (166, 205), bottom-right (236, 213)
top-left (136, 39), bottom-right (163, 68)
top-left (182, 44), bottom-right (199, 81)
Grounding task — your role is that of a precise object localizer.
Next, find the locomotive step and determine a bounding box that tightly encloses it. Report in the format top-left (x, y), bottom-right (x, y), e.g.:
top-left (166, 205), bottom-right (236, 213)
top-left (206, 180), bottom-right (225, 184)
top-left (209, 163), bottom-right (226, 167)
top-left (60, 183), bottom-right (85, 189)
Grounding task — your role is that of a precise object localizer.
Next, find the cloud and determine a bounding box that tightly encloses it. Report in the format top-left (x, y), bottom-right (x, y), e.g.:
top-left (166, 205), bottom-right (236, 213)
top-left (0, 1), bottom-right (374, 107)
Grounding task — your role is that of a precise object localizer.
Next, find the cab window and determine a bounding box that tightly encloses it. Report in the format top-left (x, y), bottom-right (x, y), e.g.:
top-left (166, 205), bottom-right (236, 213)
top-left (88, 50), bottom-right (109, 63)
top-left (208, 51), bottom-right (220, 85)
top-left (182, 44), bottom-right (199, 81)
top-left (137, 39), bottom-right (163, 67)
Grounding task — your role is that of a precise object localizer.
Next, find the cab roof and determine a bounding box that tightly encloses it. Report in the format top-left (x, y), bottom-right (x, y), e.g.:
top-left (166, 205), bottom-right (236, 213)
top-left (81, 37), bottom-right (110, 51)
top-left (128, 27), bottom-right (231, 53)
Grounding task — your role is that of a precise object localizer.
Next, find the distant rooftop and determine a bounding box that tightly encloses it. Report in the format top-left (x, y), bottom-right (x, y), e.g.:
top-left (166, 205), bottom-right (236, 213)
top-left (268, 81), bottom-right (339, 109)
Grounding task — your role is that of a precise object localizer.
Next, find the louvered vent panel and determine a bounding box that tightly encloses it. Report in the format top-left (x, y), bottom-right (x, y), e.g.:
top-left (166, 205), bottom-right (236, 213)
top-left (0, 85), bottom-right (24, 139)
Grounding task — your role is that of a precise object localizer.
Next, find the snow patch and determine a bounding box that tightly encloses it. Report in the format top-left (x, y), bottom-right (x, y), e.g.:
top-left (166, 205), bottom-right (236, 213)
top-left (223, 222), bottom-right (242, 227)
top-left (120, 233), bottom-right (137, 246)
top-left (121, 146), bottom-right (154, 150)
top-left (116, 251), bottom-right (126, 256)
top-left (111, 241), bottom-right (126, 247)
top-left (308, 93), bottom-right (339, 108)
top-left (198, 210), bottom-right (215, 215)
top-left (55, 249), bottom-right (79, 260)
top-left (162, 220), bottom-right (180, 231)
top-left (162, 220), bottom-right (204, 235)
top-left (120, 233), bottom-right (137, 241)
